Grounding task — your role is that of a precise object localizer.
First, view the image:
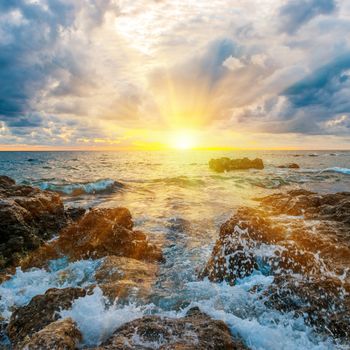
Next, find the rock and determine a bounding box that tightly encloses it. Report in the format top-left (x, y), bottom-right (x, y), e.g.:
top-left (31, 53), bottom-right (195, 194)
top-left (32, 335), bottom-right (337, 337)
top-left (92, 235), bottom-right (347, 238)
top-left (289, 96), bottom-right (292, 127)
top-left (95, 256), bottom-right (158, 302)
top-left (7, 287), bottom-right (86, 347)
top-left (65, 206), bottom-right (86, 222)
top-left (0, 176), bottom-right (15, 187)
top-left (264, 275), bottom-right (350, 339)
top-left (92, 307), bottom-right (248, 350)
top-left (199, 208), bottom-right (257, 284)
top-left (201, 190), bottom-right (350, 341)
top-left (19, 318), bottom-right (82, 350)
top-left (21, 208), bottom-right (164, 269)
top-left (209, 157), bottom-right (264, 173)
top-left (277, 163), bottom-right (300, 169)
top-left (258, 190), bottom-right (350, 224)
top-left (0, 176), bottom-right (67, 268)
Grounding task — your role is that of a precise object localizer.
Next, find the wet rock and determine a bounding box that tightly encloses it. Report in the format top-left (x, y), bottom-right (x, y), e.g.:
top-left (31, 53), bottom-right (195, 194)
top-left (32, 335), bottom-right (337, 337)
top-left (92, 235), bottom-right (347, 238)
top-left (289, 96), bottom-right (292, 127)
top-left (7, 287), bottom-right (86, 346)
top-left (264, 275), bottom-right (350, 339)
top-left (202, 190), bottom-right (350, 341)
top-left (0, 175), bottom-right (66, 268)
top-left (209, 157), bottom-right (264, 173)
top-left (93, 307), bottom-right (248, 350)
top-left (258, 190), bottom-right (350, 224)
top-left (21, 208), bottom-right (164, 269)
top-left (200, 207), bottom-right (282, 284)
top-left (95, 256), bottom-right (158, 302)
top-left (277, 163), bottom-right (300, 169)
top-left (65, 206), bottom-right (86, 222)
top-left (20, 318), bottom-right (82, 350)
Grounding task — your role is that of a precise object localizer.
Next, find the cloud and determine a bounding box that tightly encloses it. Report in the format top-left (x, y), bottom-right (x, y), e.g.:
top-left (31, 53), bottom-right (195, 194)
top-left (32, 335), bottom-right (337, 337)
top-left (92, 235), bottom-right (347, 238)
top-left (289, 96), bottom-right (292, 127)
top-left (1, 0), bottom-right (350, 148)
top-left (0, 0), bottom-right (119, 128)
top-left (279, 0), bottom-right (337, 34)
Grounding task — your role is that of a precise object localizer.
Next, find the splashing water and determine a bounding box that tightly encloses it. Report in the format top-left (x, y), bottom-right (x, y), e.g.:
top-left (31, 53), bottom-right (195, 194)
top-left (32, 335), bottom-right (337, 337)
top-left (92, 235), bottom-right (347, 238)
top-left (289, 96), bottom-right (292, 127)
top-left (0, 258), bottom-right (101, 319)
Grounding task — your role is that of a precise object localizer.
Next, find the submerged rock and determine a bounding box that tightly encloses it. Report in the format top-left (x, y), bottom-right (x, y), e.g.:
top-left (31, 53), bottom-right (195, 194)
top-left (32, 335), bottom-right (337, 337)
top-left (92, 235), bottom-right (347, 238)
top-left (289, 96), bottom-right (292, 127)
top-left (201, 190), bottom-right (350, 341)
top-left (95, 256), bottom-right (158, 302)
top-left (277, 163), bottom-right (300, 169)
top-left (20, 318), bottom-right (82, 350)
top-left (21, 208), bottom-right (164, 269)
top-left (0, 175), bottom-right (67, 268)
top-left (7, 287), bottom-right (86, 347)
top-left (209, 157), bottom-right (264, 173)
top-left (92, 307), bottom-right (248, 350)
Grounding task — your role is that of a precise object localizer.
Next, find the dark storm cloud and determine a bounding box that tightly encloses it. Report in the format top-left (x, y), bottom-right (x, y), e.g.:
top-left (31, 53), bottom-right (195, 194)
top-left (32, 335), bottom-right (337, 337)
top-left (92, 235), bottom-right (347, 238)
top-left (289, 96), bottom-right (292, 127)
top-left (279, 0), bottom-right (336, 34)
top-left (247, 54), bottom-right (350, 135)
top-left (234, 53), bottom-right (350, 135)
top-left (0, 0), bottom-right (118, 129)
top-left (283, 53), bottom-right (350, 117)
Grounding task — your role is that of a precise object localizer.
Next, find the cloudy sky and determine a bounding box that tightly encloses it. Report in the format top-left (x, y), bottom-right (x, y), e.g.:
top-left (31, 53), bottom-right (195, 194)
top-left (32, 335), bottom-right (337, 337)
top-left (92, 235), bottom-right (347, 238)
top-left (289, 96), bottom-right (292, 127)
top-left (1, 0), bottom-right (350, 150)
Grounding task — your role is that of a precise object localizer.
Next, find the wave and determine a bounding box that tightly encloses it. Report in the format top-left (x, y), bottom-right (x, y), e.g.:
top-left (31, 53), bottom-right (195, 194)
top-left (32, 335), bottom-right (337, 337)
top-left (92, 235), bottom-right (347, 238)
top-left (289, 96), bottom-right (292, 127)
top-left (152, 176), bottom-right (205, 187)
top-left (321, 167), bottom-right (350, 175)
top-left (39, 178), bottom-right (124, 196)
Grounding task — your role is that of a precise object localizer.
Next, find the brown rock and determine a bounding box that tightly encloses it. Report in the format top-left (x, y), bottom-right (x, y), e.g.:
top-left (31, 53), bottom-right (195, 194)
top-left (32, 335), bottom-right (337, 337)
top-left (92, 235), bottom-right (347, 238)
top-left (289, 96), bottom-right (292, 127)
top-left (201, 190), bottom-right (350, 341)
top-left (209, 157), bottom-right (264, 173)
top-left (21, 208), bottom-right (164, 269)
top-left (92, 307), bottom-right (248, 350)
top-left (20, 318), bottom-right (82, 350)
top-left (95, 256), bottom-right (158, 302)
top-left (7, 287), bottom-right (86, 347)
top-left (277, 163), bottom-right (300, 169)
top-left (0, 176), bottom-right (67, 268)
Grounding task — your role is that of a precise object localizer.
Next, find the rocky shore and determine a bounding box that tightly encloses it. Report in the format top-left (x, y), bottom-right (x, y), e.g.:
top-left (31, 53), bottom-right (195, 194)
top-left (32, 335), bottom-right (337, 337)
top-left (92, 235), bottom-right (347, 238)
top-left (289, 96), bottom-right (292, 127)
top-left (0, 176), bottom-right (247, 349)
top-left (200, 189), bottom-right (350, 341)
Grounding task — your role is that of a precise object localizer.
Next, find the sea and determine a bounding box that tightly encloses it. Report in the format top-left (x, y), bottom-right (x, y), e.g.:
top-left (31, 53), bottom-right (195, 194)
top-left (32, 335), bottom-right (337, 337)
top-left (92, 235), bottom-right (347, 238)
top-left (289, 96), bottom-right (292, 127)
top-left (0, 150), bottom-right (349, 349)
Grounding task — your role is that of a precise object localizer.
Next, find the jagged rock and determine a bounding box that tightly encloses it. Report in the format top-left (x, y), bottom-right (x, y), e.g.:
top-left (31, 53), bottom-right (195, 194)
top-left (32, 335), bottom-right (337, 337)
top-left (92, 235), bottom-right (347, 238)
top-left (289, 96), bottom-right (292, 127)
top-left (21, 208), bottom-right (164, 269)
top-left (19, 318), bottom-right (82, 350)
top-left (264, 275), bottom-right (350, 339)
top-left (0, 176), bottom-right (67, 268)
top-left (7, 287), bottom-right (86, 347)
top-left (201, 190), bottom-right (350, 341)
top-left (209, 157), bottom-right (264, 172)
top-left (95, 256), bottom-right (158, 302)
top-left (92, 307), bottom-right (248, 350)
top-left (277, 163), bottom-right (300, 169)
top-left (258, 190), bottom-right (350, 223)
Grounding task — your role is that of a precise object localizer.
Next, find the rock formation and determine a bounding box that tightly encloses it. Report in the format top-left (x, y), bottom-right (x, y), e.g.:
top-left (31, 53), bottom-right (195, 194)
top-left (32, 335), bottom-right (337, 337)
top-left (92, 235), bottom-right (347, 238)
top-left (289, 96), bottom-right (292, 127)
top-left (209, 157), bottom-right (264, 172)
top-left (21, 207), bottom-right (164, 269)
top-left (7, 287), bottom-right (86, 348)
top-left (91, 307), bottom-right (248, 350)
top-left (19, 318), bottom-right (81, 350)
top-left (201, 190), bottom-right (350, 340)
top-left (277, 163), bottom-right (300, 169)
top-left (0, 176), bottom-right (67, 268)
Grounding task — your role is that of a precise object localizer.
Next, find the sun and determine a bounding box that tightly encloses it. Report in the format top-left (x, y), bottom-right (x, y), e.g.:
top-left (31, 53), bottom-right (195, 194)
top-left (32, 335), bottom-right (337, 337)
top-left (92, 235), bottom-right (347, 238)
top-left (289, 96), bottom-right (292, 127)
top-left (170, 131), bottom-right (197, 150)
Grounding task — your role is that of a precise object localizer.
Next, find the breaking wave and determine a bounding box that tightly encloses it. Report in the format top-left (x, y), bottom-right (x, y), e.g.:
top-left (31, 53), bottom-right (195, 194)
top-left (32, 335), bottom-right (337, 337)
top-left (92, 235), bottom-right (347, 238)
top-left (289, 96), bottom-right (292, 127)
top-left (321, 167), bottom-right (350, 175)
top-left (38, 179), bottom-right (124, 196)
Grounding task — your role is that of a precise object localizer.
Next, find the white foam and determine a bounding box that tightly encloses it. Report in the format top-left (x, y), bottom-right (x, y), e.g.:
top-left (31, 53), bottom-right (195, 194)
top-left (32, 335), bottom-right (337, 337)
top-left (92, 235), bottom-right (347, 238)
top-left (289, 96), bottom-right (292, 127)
top-left (0, 258), bottom-right (100, 319)
top-left (183, 276), bottom-right (344, 350)
top-left (39, 179), bottom-right (122, 195)
top-left (60, 287), bottom-right (154, 347)
top-left (321, 167), bottom-right (350, 175)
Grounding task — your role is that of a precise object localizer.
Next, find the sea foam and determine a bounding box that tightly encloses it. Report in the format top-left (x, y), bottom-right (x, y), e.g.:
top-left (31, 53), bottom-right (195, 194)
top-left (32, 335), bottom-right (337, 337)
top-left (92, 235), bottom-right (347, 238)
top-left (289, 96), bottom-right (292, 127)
top-left (38, 178), bottom-right (124, 195)
top-left (0, 258), bottom-right (101, 319)
top-left (60, 287), bottom-right (154, 347)
top-left (321, 167), bottom-right (350, 175)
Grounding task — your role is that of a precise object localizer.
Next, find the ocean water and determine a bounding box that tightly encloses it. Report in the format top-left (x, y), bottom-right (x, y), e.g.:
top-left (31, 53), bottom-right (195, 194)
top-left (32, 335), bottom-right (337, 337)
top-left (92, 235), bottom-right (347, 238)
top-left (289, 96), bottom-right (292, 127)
top-left (0, 150), bottom-right (350, 349)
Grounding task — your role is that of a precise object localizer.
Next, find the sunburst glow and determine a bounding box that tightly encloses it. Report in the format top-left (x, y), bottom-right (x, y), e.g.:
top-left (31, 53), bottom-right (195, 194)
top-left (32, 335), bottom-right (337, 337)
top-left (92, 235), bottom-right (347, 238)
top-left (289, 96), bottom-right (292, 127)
top-left (170, 131), bottom-right (197, 150)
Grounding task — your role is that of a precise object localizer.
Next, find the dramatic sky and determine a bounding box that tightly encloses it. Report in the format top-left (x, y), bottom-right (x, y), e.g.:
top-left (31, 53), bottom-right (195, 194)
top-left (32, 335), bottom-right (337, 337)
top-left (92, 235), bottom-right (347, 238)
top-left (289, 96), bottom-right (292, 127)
top-left (1, 0), bottom-right (350, 150)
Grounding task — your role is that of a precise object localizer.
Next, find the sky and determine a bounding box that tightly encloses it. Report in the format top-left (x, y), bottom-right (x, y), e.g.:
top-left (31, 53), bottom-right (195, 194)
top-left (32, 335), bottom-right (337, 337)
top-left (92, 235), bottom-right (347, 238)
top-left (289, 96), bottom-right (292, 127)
top-left (0, 0), bottom-right (350, 150)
